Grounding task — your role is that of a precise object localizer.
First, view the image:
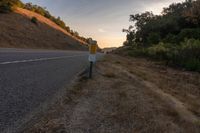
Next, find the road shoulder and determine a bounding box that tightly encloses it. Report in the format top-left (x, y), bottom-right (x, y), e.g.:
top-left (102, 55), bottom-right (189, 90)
top-left (21, 54), bottom-right (200, 133)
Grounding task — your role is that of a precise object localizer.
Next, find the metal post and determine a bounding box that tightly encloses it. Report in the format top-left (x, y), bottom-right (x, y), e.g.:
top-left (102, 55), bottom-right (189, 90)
top-left (88, 38), bottom-right (97, 79)
top-left (89, 61), bottom-right (93, 78)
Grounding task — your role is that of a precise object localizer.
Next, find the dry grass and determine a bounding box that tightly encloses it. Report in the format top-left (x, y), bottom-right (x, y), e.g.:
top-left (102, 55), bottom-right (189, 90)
top-left (129, 69), bottom-right (148, 80)
top-left (16, 8), bottom-right (87, 45)
top-left (21, 54), bottom-right (200, 133)
top-left (103, 72), bottom-right (116, 78)
top-left (0, 8), bottom-right (87, 50)
top-left (114, 61), bottom-right (121, 64)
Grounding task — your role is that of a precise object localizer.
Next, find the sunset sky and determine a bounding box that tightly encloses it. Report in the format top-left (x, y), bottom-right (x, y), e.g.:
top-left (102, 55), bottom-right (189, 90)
top-left (22, 0), bottom-right (185, 48)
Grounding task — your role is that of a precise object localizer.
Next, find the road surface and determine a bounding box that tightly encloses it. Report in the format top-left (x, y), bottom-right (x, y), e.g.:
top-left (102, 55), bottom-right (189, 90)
top-left (0, 48), bottom-right (97, 132)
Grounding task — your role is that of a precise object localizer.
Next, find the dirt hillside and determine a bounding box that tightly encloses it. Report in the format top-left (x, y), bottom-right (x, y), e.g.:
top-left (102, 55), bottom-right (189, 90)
top-left (0, 8), bottom-right (87, 50)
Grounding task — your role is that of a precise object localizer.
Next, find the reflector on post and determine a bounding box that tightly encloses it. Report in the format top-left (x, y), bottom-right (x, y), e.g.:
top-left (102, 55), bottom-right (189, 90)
top-left (88, 39), bottom-right (97, 78)
top-left (88, 39), bottom-right (97, 62)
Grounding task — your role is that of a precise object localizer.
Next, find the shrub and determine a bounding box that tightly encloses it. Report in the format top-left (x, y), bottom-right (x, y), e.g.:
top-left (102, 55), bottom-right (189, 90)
top-left (178, 29), bottom-right (200, 42)
top-left (31, 17), bottom-right (38, 24)
top-left (179, 39), bottom-right (200, 71)
top-left (0, 0), bottom-right (24, 13)
top-left (126, 47), bottom-right (148, 57)
top-left (147, 32), bottom-right (161, 45)
top-left (163, 34), bottom-right (178, 44)
top-left (0, 2), bottom-right (13, 13)
top-left (184, 59), bottom-right (200, 72)
top-left (147, 42), bottom-right (170, 60)
top-left (126, 39), bottom-right (200, 72)
top-left (180, 39), bottom-right (200, 61)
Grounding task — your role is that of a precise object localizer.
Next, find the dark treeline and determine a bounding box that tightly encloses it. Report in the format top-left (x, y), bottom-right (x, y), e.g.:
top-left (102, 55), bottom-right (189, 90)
top-left (123, 0), bottom-right (200, 72)
top-left (0, 0), bottom-right (91, 43)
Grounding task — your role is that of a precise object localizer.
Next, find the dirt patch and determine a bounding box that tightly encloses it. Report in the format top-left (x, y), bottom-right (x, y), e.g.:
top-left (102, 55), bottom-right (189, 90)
top-left (20, 54), bottom-right (200, 133)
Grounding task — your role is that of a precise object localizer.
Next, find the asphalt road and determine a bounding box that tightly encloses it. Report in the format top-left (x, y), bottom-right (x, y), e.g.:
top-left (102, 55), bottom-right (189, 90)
top-left (0, 48), bottom-right (98, 132)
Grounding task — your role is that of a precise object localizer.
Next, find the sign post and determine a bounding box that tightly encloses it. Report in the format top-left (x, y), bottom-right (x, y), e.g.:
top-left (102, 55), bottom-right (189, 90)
top-left (88, 39), bottom-right (97, 78)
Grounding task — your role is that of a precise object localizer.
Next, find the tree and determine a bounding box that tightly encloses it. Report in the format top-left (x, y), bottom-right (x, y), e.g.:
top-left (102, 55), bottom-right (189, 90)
top-left (74, 31), bottom-right (79, 37)
top-left (147, 32), bottom-right (160, 45)
top-left (130, 11), bottom-right (154, 31)
top-left (183, 0), bottom-right (200, 25)
top-left (123, 26), bottom-right (136, 46)
top-left (0, 0), bottom-right (23, 13)
top-left (124, 0), bottom-right (200, 47)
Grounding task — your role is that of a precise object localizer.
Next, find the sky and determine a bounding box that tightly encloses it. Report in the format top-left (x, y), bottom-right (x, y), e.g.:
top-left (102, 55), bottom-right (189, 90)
top-left (22, 0), bottom-right (185, 48)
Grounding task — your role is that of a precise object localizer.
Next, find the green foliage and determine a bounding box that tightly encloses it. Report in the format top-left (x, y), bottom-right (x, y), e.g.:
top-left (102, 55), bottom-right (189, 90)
top-left (0, 2), bottom-right (12, 13)
top-left (163, 34), bottom-right (178, 44)
top-left (54, 17), bottom-right (66, 29)
top-left (184, 59), bottom-right (200, 71)
top-left (183, 0), bottom-right (200, 25)
top-left (147, 32), bottom-right (160, 45)
top-left (0, 0), bottom-right (14, 13)
top-left (122, 26), bottom-right (136, 46)
top-left (24, 3), bottom-right (47, 16)
top-left (126, 39), bottom-right (200, 72)
top-left (147, 42), bottom-right (170, 60)
top-left (180, 39), bottom-right (200, 64)
top-left (124, 0), bottom-right (199, 46)
top-left (178, 28), bottom-right (200, 41)
top-left (123, 0), bottom-right (200, 72)
top-left (31, 17), bottom-right (38, 24)
top-left (0, 0), bottom-right (24, 13)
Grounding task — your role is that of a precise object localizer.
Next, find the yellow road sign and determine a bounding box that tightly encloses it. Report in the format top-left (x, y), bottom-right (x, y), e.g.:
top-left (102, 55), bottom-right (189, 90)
top-left (89, 44), bottom-right (97, 54)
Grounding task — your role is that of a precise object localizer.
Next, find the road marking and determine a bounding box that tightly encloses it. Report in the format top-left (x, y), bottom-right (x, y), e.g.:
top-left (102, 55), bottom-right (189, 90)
top-left (0, 54), bottom-right (86, 65)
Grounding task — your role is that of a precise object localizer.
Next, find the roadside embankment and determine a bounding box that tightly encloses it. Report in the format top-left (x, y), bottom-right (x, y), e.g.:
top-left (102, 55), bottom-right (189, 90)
top-left (21, 54), bottom-right (200, 133)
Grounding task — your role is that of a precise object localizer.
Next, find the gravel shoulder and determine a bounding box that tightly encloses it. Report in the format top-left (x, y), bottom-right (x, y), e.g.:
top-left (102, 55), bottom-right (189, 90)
top-left (20, 54), bottom-right (200, 133)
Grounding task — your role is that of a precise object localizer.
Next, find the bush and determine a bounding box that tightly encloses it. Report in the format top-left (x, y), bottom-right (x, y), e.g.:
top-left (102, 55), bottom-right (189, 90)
top-left (31, 17), bottom-right (38, 24)
top-left (125, 47), bottom-right (148, 57)
top-left (147, 42), bottom-right (170, 60)
top-left (178, 29), bottom-right (200, 42)
top-left (163, 34), bottom-right (178, 44)
top-left (0, 2), bottom-right (13, 13)
top-left (147, 32), bottom-right (161, 45)
top-left (179, 39), bottom-right (200, 71)
top-left (0, 0), bottom-right (24, 13)
top-left (126, 39), bottom-right (200, 72)
top-left (180, 39), bottom-right (200, 62)
top-left (184, 59), bottom-right (200, 72)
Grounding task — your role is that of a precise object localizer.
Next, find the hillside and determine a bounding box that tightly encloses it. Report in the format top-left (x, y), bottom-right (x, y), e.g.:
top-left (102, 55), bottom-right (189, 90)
top-left (0, 8), bottom-right (88, 50)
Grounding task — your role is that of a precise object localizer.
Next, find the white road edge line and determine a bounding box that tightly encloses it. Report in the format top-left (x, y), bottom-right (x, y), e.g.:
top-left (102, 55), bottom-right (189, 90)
top-left (0, 54), bottom-right (86, 65)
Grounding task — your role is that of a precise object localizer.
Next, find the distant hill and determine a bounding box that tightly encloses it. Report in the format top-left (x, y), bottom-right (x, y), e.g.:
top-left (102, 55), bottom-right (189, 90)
top-left (0, 7), bottom-right (88, 50)
top-left (102, 47), bottom-right (117, 53)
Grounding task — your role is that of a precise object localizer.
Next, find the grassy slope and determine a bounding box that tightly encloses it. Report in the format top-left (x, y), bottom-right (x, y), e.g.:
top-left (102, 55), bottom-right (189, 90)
top-left (0, 8), bottom-right (88, 50)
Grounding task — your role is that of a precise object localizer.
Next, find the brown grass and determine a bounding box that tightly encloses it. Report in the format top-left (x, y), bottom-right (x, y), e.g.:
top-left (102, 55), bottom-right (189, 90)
top-left (16, 8), bottom-right (87, 45)
top-left (103, 72), bottom-right (116, 78)
top-left (20, 54), bottom-right (200, 133)
top-left (0, 8), bottom-right (87, 50)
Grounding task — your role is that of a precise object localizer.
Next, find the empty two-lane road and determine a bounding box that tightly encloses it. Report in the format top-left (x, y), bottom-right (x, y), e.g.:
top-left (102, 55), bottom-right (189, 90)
top-left (0, 48), bottom-right (97, 132)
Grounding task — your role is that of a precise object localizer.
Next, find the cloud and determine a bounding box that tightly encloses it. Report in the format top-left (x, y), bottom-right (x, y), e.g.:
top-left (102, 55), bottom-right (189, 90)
top-left (98, 28), bottom-right (106, 33)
